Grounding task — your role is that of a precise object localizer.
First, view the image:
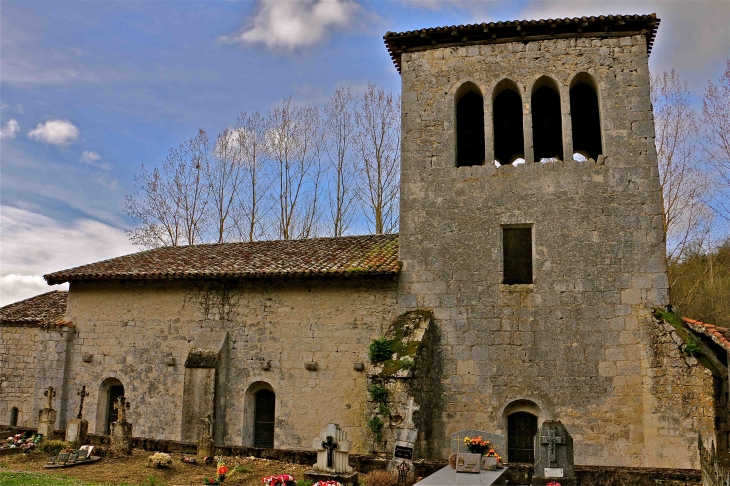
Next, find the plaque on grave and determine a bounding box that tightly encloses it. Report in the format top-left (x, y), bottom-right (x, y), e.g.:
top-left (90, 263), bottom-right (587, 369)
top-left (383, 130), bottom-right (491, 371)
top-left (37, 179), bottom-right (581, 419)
top-left (532, 420), bottom-right (576, 486)
top-left (394, 444), bottom-right (413, 460)
top-left (390, 398), bottom-right (419, 468)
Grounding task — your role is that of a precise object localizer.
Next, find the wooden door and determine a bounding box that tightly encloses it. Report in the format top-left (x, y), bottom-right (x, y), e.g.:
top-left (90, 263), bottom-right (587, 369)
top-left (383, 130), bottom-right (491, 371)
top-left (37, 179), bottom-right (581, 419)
top-left (106, 385), bottom-right (124, 434)
top-left (508, 412), bottom-right (537, 463)
top-left (254, 390), bottom-right (275, 448)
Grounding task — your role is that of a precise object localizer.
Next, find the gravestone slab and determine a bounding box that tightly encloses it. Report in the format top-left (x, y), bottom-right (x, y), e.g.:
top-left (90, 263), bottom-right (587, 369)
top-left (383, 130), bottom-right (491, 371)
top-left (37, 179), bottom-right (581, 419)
top-left (392, 427), bottom-right (418, 465)
top-left (305, 423), bottom-right (358, 485)
top-left (65, 418), bottom-right (88, 444)
top-left (450, 429), bottom-right (505, 456)
top-left (531, 420), bottom-right (575, 486)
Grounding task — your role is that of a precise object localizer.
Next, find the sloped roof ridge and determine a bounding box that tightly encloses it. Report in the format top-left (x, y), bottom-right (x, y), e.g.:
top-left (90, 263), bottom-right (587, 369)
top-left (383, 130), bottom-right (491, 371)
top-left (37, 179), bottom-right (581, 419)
top-left (0, 290), bottom-right (69, 327)
top-left (683, 317), bottom-right (730, 351)
top-left (44, 233), bottom-right (400, 285)
top-left (384, 13), bottom-right (659, 73)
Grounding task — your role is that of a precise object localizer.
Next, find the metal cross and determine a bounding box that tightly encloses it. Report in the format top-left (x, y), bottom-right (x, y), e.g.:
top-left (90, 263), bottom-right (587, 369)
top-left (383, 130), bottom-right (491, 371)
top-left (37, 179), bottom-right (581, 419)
top-left (396, 460), bottom-right (411, 486)
top-left (321, 435), bottom-right (338, 468)
top-left (540, 428), bottom-right (564, 465)
top-left (77, 386), bottom-right (90, 419)
top-left (114, 396), bottom-right (131, 423)
top-left (44, 386), bottom-right (56, 409)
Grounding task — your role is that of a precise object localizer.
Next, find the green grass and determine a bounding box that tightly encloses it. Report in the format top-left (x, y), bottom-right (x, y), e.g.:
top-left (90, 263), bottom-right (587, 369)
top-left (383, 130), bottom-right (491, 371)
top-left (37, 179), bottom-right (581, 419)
top-left (0, 472), bottom-right (107, 485)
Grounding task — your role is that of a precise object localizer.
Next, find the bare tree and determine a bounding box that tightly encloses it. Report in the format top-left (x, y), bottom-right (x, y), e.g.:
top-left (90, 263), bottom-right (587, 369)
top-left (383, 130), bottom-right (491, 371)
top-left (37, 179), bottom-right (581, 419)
top-left (652, 70), bottom-right (713, 264)
top-left (702, 60), bottom-right (730, 222)
top-left (125, 130), bottom-right (210, 247)
top-left (207, 128), bottom-right (244, 243)
top-left (324, 85), bottom-right (358, 236)
top-left (267, 97), bottom-right (323, 239)
top-left (355, 83), bottom-right (401, 234)
top-left (234, 112), bottom-right (272, 242)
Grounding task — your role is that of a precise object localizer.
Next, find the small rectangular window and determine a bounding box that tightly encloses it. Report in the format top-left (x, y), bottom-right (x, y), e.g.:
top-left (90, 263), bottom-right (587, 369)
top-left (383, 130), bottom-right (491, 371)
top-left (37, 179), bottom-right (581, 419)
top-left (503, 227), bottom-right (533, 285)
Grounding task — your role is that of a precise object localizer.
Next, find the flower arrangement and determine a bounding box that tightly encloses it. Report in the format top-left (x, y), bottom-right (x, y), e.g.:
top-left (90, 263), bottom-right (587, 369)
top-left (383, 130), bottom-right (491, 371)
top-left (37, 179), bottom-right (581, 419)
top-left (546, 482), bottom-right (562, 486)
top-left (216, 456), bottom-right (229, 480)
top-left (148, 452), bottom-right (173, 468)
top-left (313, 481), bottom-right (343, 486)
top-left (463, 436), bottom-right (491, 454)
top-left (484, 449), bottom-right (501, 460)
top-left (261, 474), bottom-right (295, 486)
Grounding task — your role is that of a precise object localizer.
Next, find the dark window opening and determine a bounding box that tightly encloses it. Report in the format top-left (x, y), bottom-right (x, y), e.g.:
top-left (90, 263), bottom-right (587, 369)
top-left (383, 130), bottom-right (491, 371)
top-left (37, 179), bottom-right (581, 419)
top-left (106, 385), bottom-right (124, 434)
top-left (10, 407), bottom-right (18, 426)
top-left (493, 88), bottom-right (524, 165)
top-left (532, 85), bottom-right (563, 161)
top-left (503, 227), bottom-right (533, 285)
top-left (254, 389), bottom-right (275, 448)
top-left (508, 412), bottom-right (538, 463)
top-left (456, 90), bottom-right (485, 167)
top-left (570, 82), bottom-right (602, 160)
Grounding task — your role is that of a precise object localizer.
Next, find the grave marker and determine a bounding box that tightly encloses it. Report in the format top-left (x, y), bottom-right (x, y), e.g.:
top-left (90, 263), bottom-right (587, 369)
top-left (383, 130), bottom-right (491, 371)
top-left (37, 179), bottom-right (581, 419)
top-left (38, 386), bottom-right (57, 437)
top-left (110, 396), bottom-right (132, 455)
top-left (305, 424), bottom-right (359, 485)
top-left (66, 386), bottom-right (89, 444)
top-left (531, 420), bottom-right (575, 486)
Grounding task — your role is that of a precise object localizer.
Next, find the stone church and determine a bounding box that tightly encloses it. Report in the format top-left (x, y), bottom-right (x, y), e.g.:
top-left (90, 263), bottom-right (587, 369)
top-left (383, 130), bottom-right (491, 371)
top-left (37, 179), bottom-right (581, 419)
top-left (1, 13), bottom-right (719, 470)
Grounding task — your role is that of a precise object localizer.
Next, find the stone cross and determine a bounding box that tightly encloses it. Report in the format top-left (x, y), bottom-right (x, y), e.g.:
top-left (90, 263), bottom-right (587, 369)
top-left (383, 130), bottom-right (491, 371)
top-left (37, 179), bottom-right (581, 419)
top-left (312, 423), bottom-right (353, 474)
top-left (44, 386), bottom-right (56, 410)
top-left (322, 435), bottom-right (338, 468)
top-left (403, 397), bottom-right (419, 429)
top-left (114, 396), bottom-right (130, 423)
top-left (77, 386), bottom-right (90, 419)
top-left (540, 427), bottom-right (564, 465)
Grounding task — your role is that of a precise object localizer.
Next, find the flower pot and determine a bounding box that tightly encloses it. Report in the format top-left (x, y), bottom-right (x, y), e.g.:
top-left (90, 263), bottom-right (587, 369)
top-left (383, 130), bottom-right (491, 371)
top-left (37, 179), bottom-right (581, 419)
top-left (455, 453), bottom-right (482, 473)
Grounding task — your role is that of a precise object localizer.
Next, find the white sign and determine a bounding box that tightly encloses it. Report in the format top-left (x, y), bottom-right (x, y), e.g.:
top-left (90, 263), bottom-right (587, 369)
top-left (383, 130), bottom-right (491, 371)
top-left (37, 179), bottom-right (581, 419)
top-left (545, 467), bottom-right (564, 477)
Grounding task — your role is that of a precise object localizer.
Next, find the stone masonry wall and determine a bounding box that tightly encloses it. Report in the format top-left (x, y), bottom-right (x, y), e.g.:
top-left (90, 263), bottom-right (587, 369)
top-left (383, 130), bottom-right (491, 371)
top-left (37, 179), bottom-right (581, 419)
top-left (398, 34), bottom-right (712, 468)
top-left (0, 325), bottom-right (40, 427)
top-left (62, 276), bottom-right (398, 452)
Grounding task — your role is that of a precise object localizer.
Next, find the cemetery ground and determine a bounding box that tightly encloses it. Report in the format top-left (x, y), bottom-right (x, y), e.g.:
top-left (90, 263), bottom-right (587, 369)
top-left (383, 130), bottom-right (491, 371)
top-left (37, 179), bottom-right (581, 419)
top-left (0, 449), bottom-right (321, 485)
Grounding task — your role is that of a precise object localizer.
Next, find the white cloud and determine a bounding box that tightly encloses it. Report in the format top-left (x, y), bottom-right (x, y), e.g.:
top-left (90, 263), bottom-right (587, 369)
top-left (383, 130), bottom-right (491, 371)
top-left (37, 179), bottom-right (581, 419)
top-left (28, 119), bottom-right (79, 146)
top-left (0, 275), bottom-right (68, 307)
top-left (0, 205), bottom-right (137, 306)
top-left (0, 119), bottom-right (20, 139)
top-left (221, 0), bottom-right (359, 50)
top-left (79, 150), bottom-right (113, 170)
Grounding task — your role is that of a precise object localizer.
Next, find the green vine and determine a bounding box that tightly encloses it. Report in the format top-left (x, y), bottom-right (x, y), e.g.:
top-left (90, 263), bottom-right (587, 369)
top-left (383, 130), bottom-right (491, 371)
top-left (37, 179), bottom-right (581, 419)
top-left (367, 416), bottom-right (384, 442)
top-left (369, 337), bottom-right (394, 364)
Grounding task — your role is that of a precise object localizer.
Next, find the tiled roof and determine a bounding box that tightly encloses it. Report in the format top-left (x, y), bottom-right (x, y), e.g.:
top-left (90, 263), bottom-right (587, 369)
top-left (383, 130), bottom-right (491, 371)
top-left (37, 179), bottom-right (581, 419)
top-left (384, 14), bottom-right (660, 73)
top-left (683, 317), bottom-right (730, 351)
top-left (45, 234), bottom-right (400, 285)
top-left (0, 291), bottom-right (70, 327)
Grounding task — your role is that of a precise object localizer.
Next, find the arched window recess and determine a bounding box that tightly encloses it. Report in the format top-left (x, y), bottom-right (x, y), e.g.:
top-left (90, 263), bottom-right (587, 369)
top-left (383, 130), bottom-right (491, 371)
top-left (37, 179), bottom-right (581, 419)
top-left (455, 82), bottom-right (485, 167)
top-left (570, 73), bottom-right (602, 161)
top-left (531, 77), bottom-right (563, 163)
top-left (493, 79), bottom-right (524, 166)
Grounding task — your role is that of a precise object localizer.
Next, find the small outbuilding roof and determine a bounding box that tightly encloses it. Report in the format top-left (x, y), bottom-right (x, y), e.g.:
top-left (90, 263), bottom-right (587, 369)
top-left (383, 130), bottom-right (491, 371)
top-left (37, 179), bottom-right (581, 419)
top-left (0, 291), bottom-right (70, 327)
top-left (44, 234), bottom-right (400, 285)
top-left (683, 317), bottom-right (730, 351)
top-left (384, 13), bottom-right (660, 73)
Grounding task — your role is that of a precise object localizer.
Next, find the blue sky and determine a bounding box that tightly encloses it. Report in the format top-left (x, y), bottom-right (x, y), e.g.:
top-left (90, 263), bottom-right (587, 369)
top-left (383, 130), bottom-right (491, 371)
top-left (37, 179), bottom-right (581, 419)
top-left (1, 0), bottom-right (728, 305)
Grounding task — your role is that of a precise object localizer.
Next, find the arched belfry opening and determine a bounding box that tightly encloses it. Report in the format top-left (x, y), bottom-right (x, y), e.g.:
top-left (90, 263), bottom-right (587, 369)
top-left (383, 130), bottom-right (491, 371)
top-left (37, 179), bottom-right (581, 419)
top-left (531, 77), bottom-right (563, 162)
top-left (455, 82), bottom-right (485, 167)
top-left (570, 74), bottom-right (602, 160)
top-left (493, 80), bottom-right (524, 165)
top-left (97, 377), bottom-right (124, 435)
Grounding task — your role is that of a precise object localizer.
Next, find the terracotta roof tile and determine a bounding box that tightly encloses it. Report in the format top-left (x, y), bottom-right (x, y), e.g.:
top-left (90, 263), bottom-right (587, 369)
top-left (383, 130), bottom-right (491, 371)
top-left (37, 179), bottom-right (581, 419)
top-left (45, 234), bottom-right (400, 285)
top-left (384, 14), bottom-right (660, 73)
top-left (0, 291), bottom-right (70, 327)
top-left (683, 317), bottom-right (730, 350)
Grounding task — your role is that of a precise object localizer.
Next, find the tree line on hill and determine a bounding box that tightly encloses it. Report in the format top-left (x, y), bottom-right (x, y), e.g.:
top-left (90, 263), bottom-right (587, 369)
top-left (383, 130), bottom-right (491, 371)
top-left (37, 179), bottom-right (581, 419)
top-left (125, 64), bottom-right (730, 326)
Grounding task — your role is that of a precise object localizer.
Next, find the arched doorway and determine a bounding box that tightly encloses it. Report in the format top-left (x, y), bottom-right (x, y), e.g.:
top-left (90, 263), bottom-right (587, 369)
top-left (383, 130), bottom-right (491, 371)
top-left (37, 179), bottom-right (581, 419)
top-left (254, 389), bottom-right (275, 448)
top-left (508, 411), bottom-right (538, 463)
top-left (10, 407), bottom-right (19, 426)
top-left (97, 378), bottom-right (124, 435)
